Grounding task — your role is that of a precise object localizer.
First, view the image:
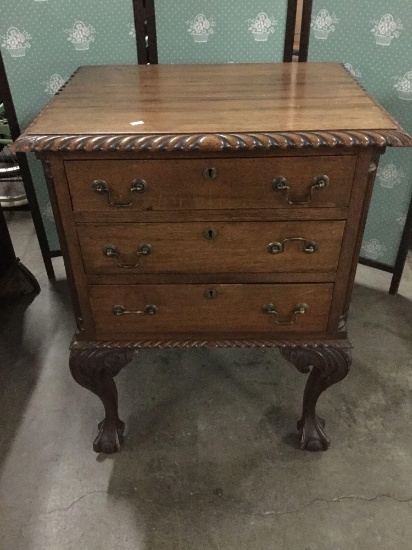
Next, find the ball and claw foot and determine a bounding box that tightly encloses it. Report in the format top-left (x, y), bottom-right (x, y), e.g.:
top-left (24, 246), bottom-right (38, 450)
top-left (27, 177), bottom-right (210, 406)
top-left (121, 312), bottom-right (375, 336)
top-left (69, 347), bottom-right (134, 454)
top-left (281, 343), bottom-right (352, 452)
top-left (297, 414), bottom-right (329, 452)
top-left (94, 418), bottom-right (126, 454)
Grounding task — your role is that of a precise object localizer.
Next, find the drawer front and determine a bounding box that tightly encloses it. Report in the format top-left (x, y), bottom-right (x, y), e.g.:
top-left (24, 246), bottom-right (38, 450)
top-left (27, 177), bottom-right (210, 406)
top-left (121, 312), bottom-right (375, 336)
top-left (65, 156), bottom-right (356, 212)
top-left (78, 221), bottom-right (345, 275)
top-left (89, 283), bottom-right (334, 337)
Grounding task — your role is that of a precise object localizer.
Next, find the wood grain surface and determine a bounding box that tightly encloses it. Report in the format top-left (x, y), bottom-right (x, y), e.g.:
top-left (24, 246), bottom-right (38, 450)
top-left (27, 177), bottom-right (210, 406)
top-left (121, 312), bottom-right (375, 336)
top-left (89, 283), bottom-right (334, 338)
top-left (77, 220), bottom-right (345, 275)
top-left (19, 64), bottom-right (398, 136)
top-left (65, 155), bottom-right (356, 211)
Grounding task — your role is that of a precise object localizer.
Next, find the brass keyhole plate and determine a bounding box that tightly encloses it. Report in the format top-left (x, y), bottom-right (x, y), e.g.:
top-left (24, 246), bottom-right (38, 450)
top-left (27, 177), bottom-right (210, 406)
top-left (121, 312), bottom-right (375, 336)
top-left (204, 289), bottom-right (218, 299)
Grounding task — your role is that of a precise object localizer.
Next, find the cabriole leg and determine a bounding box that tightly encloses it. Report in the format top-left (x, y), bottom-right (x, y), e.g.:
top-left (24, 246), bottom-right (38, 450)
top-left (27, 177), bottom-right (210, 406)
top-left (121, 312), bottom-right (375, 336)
top-left (69, 348), bottom-right (134, 453)
top-left (281, 344), bottom-right (352, 451)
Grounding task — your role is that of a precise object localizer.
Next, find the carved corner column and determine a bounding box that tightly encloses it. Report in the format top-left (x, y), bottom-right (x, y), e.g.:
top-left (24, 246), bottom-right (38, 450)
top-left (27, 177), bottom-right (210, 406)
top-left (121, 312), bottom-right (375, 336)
top-left (281, 342), bottom-right (352, 451)
top-left (69, 345), bottom-right (135, 453)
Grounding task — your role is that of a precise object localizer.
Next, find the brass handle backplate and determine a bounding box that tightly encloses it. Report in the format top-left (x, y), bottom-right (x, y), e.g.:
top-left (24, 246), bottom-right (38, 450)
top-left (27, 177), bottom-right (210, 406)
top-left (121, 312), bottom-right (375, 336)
top-left (92, 178), bottom-right (147, 207)
top-left (103, 243), bottom-right (152, 268)
top-left (113, 304), bottom-right (158, 316)
top-left (272, 175), bottom-right (329, 205)
top-left (268, 238), bottom-right (318, 255)
top-left (202, 167), bottom-right (218, 180)
top-left (262, 303), bottom-right (308, 325)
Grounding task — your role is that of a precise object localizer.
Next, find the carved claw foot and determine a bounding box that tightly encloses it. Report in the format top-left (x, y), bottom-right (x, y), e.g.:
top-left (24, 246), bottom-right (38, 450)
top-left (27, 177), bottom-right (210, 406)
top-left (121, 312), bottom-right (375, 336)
top-left (69, 347), bottom-right (134, 453)
top-left (94, 418), bottom-right (126, 454)
top-left (298, 414), bottom-right (329, 452)
top-left (281, 343), bottom-right (352, 452)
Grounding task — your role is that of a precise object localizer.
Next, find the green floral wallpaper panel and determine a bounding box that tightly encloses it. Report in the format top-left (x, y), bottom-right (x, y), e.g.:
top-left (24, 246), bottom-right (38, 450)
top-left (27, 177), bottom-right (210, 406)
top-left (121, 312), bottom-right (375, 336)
top-left (155, 0), bottom-right (288, 64)
top-left (309, 0), bottom-right (412, 267)
top-left (1, 0), bottom-right (137, 251)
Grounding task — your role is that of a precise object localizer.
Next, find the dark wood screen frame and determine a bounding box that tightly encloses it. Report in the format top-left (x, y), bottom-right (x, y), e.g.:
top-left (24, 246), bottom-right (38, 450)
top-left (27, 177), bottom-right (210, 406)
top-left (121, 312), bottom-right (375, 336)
top-left (298, 0), bottom-right (411, 293)
top-left (0, 50), bottom-right (55, 279)
top-left (389, 196), bottom-right (412, 294)
top-left (298, 0), bottom-right (312, 62)
top-left (133, 0), bottom-right (298, 64)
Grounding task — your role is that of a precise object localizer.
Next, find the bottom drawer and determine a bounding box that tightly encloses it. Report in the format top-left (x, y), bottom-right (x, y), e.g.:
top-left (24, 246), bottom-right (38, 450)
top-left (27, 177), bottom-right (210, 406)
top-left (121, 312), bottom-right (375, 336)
top-left (89, 283), bottom-right (333, 338)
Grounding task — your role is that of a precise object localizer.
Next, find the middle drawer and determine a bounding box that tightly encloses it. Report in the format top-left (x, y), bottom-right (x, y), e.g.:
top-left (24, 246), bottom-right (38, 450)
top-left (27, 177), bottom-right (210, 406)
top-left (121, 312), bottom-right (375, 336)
top-left (77, 221), bottom-right (345, 274)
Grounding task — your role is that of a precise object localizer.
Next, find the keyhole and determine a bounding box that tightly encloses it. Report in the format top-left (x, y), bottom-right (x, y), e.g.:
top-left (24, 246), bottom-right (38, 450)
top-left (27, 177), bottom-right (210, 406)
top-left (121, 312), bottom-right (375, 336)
top-left (203, 228), bottom-right (218, 240)
top-left (203, 167), bottom-right (217, 180)
top-left (205, 289), bottom-right (218, 300)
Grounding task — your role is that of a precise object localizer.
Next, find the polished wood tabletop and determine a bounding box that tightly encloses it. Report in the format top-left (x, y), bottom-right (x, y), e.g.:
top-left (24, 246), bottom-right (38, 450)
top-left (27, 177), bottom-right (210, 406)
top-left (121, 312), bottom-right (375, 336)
top-left (24, 63), bottom-right (397, 137)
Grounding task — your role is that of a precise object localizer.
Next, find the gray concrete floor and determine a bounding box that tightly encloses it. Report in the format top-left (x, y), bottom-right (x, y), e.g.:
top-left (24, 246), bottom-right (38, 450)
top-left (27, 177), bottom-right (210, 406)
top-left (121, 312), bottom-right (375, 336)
top-left (1, 211), bottom-right (411, 550)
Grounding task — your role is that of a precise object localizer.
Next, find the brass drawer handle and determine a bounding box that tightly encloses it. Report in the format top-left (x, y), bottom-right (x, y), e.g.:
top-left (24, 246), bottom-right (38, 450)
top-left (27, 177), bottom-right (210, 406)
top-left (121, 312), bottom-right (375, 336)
top-left (92, 178), bottom-right (147, 207)
top-left (202, 167), bottom-right (217, 180)
top-left (262, 303), bottom-right (308, 325)
top-left (272, 175), bottom-right (329, 205)
top-left (268, 238), bottom-right (318, 255)
top-left (112, 304), bottom-right (158, 316)
top-left (103, 243), bottom-right (152, 268)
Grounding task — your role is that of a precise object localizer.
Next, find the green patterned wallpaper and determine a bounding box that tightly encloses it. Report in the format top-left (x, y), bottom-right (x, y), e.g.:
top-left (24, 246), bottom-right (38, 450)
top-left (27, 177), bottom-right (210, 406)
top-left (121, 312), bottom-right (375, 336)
top-left (309, 1), bottom-right (412, 267)
top-left (1, 0), bottom-right (137, 250)
top-left (155, 0), bottom-right (288, 63)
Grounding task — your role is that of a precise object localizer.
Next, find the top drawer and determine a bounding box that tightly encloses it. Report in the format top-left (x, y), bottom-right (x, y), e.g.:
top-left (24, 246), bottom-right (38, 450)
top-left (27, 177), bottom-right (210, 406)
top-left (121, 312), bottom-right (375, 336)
top-left (64, 156), bottom-right (356, 213)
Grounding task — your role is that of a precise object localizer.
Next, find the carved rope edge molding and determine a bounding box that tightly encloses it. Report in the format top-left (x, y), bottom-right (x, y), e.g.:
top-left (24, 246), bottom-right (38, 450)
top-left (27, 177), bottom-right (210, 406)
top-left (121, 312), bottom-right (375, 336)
top-left (12, 129), bottom-right (412, 153)
top-left (70, 338), bottom-right (353, 350)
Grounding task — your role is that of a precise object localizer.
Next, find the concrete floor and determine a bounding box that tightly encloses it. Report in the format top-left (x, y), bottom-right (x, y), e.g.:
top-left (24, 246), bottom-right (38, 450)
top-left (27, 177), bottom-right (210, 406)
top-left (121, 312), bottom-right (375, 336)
top-left (1, 211), bottom-right (411, 550)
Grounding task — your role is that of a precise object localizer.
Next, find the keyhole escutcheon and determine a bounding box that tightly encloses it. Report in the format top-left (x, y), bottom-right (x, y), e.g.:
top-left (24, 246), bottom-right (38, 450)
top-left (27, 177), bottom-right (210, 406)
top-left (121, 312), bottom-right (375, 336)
top-left (203, 167), bottom-right (217, 180)
top-left (203, 228), bottom-right (218, 240)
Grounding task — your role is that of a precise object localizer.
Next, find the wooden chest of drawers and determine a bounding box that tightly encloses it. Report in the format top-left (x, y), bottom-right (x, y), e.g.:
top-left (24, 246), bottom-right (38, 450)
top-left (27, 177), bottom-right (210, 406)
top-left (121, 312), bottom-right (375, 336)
top-left (13, 63), bottom-right (412, 454)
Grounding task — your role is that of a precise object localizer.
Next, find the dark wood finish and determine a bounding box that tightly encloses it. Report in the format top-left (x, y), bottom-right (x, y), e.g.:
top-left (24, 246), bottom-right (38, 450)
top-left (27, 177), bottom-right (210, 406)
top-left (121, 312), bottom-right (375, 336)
top-left (44, 157), bottom-right (95, 334)
top-left (12, 63), bottom-right (412, 453)
top-left (327, 151), bottom-right (379, 331)
top-left (78, 221), bottom-right (344, 275)
top-left (71, 338), bottom-right (348, 349)
top-left (133, 0), bottom-right (158, 65)
top-left (73, 207), bottom-right (349, 224)
top-left (389, 197), bottom-right (412, 294)
top-left (132, 0), bottom-right (147, 64)
top-left (298, 0), bottom-right (313, 62)
top-left (69, 347), bottom-right (134, 453)
top-left (89, 283), bottom-right (334, 338)
top-left (284, 0), bottom-right (298, 62)
top-left (85, 272), bottom-right (338, 286)
top-left (65, 156), bottom-right (356, 211)
top-left (0, 49), bottom-right (56, 278)
top-left (281, 341), bottom-right (352, 450)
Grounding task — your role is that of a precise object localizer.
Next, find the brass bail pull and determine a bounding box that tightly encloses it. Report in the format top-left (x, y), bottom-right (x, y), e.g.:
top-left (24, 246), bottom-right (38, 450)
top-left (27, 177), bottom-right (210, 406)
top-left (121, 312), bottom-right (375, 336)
top-left (268, 238), bottom-right (318, 255)
top-left (92, 179), bottom-right (147, 207)
top-left (272, 175), bottom-right (329, 205)
top-left (112, 304), bottom-right (158, 316)
top-left (103, 243), bottom-right (152, 268)
top-left (262, 303), bottom-right (308, 325)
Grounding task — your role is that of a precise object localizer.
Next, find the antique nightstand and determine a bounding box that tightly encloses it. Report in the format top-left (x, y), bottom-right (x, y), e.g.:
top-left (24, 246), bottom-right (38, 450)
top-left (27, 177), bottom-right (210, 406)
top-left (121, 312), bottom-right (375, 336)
top-left (13, 63), bottom-right (412, 453)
